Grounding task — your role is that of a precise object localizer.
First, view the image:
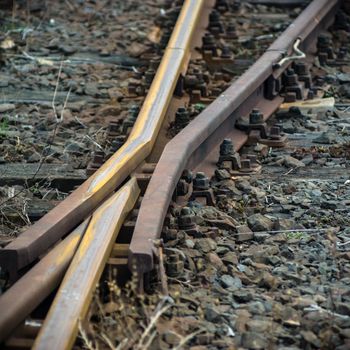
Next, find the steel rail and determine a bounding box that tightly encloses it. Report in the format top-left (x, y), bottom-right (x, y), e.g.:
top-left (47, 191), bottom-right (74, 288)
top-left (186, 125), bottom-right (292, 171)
top-left (0, 0), bottom-right (206, 281)
top-left (33, 178), bottom-right (140, 350)
top-left (0, 219), bottom-right (90, 343)
top-left (129, 0), bottom-right (339, 275)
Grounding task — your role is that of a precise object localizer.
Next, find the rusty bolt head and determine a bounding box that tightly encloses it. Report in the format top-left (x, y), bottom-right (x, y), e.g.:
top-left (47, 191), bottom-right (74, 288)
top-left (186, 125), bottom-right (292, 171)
top-left (202, 33), bottom-right (215, 45)
top-left (145, 69), bottom-right (156, 84)
top-left (178, 207), bottom-right (196, 230)
top-left (240, 159), bottom-right (251, 171)
top-left (285, 68), bottom-right (298, 86)
top-left (270, 126), bottom-right (281, 139)
top-left (226, 22), bottom-right (236, 34)
top-left (307, 90), bottom-right (314, 100)
top-left (181, 169), bottom-right (193, 183)
top-left (193, 172), bottom-right (210, 190)
top-left (220, 138), bottom-right (234, 156)
top-left (247, 154), bottom-right (258, 166)
top-left (221, 46), bottom-right (232, 59)
top-left (294, 62), bottom-right (308, 76)
top-left (249, 109), bottom-right (264, 125)
top-left (175, 107), bottom-right (189, 125)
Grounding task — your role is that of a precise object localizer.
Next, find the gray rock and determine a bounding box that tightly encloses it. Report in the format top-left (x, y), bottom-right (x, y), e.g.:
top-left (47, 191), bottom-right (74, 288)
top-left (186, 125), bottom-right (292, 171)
top-left (204, 305), bottom-right (221, 322)
top-left (313, 131), bottom-right (337, 144)
top-left (241, 332), bottom-right (268, 349)
top-left (215, 168), bottom-right (231, 181)
top-left (220, 274), bottom-right (242, 289)
top-left (194, 238), bottom-right (217, 253)
top-left (301, 330), bottom-right (321, 348)
top-left (235, 225), bottom-right (254, 241)
top-left (283, 156), bottom-right (305, 168)
top-left (248, 213), bottom-right (273, 232)
top-left (247, 319), bottom-right (272, 333)
top-left (222, 252), bottom-right (238, 265)
top-left (248, 301), bottom-right (266, 315)
top-left (0, 104), bottom-right (15, 113)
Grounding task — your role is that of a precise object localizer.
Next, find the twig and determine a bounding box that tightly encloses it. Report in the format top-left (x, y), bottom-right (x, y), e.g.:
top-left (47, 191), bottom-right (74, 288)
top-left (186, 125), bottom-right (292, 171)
top-left (337, 240), bottom-right (350, 247)
top-left (135, 297), bottom-right (173, 350)
top-left (78, 321), bottom-right (96, 350)
top-left (100, 332), bottom-right (117, 350)
top-left (243, 228), bottom-right (338, 235)
top-left (52, 61), bottom-right (63, 122)
top-left (304, 304), bottom-right (350, 320)
top-left (172, 328), bottom-right (206, 350)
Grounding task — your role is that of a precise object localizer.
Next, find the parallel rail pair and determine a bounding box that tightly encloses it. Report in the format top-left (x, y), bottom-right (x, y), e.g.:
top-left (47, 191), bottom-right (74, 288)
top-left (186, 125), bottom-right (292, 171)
top-left (0, 0), bottom-right (340, 348)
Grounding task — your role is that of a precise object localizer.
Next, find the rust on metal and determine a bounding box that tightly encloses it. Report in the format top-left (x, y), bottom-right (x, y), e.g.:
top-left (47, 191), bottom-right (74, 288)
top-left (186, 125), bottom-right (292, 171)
top-left (0, 219), bottom-right (90, 343)
top-left (33, 178), bottom-right (140, 350)
top-left (129, 0), bottom-right (339, 275)
top-left (0, 0), bottom-right (208, 281)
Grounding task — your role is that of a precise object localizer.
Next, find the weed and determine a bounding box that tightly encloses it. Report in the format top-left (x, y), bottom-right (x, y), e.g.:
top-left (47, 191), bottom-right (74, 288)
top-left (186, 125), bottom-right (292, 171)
top-left (286, 231), bottom-right (305, 240)
top-left (0, 117), bottom-right (9, 135)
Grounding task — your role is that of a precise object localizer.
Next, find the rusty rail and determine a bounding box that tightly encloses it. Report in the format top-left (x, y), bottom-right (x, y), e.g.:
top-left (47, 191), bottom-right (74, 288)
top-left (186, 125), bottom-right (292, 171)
top-left (128, 0), bottom-right (339, 275)
top-left (0, 1), bottom-right (213, 348)
top-left (0, 219), bottom-right (90, 343)
top-left (0, 0), bottom-right (208, 282)
top-left (33, 179), bottom-right (140, 350)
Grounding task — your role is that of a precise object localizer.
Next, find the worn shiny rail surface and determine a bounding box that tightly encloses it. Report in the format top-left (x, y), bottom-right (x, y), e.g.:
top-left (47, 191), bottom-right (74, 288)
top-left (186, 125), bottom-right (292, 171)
top-left (0, 0), bottom-right (206, 282)
top-left (0, 0), bottom-right (341, 348)
top-left (129, 0), bottom-right (339, 276)
top-left (0, 0), bottom-right (212, 348)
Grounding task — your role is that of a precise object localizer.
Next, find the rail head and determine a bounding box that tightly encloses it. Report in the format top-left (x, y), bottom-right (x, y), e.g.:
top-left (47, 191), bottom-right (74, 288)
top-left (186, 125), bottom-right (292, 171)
top-left (0, 0), bottom-right (208, 282)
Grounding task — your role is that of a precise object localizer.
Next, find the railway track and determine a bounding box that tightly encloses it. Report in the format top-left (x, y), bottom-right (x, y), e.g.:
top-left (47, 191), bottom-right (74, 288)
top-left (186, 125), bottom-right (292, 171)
top-left (0, 0), bottom-right (348, 348)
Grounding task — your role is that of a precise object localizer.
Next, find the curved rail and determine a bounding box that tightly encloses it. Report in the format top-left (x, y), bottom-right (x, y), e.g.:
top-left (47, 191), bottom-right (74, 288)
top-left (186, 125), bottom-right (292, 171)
top-left (0, 0), bottom-right (207, 281)
top-left (129, 0), bottom-right (339, 275)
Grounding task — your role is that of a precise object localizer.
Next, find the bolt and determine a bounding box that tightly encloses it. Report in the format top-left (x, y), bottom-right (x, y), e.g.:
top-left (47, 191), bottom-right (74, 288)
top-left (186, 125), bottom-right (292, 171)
top-left (247, 154), bottom-right (258, 166)
top-left (307, 90), bottom-right (314, 100)
top-left (144, 68), bottom-right (156, 85)
top-left (249, 109), bottom-right (264, 125)
top-left (110, 136), bottom-right (125, 152)
top-left (129, 105), bottom-right (140, 118)
top-left (175, 107), bottom-right (189, 126)
top-left (92, 151), bottom-right (104, 165)
top-left (285, 68), bottom-right (298, 86)
top-left (108, 121), bottom-right (119, 134)
top-left (220, 138), bottom-right (234, 156)
top-left (128, 83), bottom-right (137, 95)
top-left (270, 126), bottom-right (281, 140)
top-left (294, 62), bottom-right (308, 76)
top-left (226, 22), bottom-right (236, 36)
top-left (178, 207), bottom-right (196, 230)
top-left (215, 0), bottom-right (229, 12)
top-left (202, 33), bottom-right (218, 56)
top-left (221, 46), bottom-right (232, 59)
top-left (193, 172), bottom-right (210, 190)
top-left (181, 169), bottom-right (193, 183)
top-left (284, 92), bottom-right (297, 103)
top-left (240, 159), bottom-right (251, 172)
top-left (338, 47), bottom-right (347, 59)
